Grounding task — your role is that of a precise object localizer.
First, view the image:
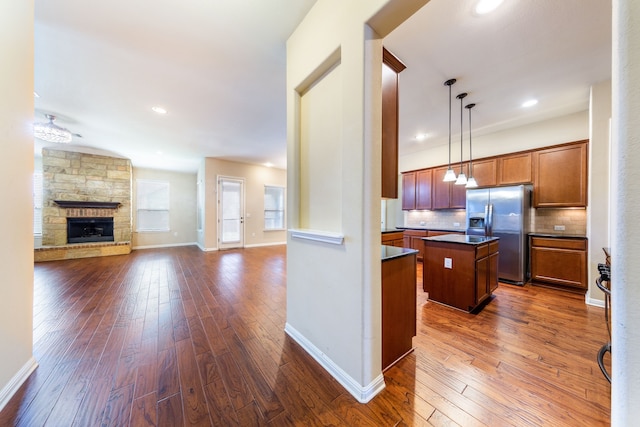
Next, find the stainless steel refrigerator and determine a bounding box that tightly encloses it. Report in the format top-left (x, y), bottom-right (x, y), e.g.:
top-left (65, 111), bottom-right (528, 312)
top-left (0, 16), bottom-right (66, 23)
top-left (466, 185), bottom-right (532, 285)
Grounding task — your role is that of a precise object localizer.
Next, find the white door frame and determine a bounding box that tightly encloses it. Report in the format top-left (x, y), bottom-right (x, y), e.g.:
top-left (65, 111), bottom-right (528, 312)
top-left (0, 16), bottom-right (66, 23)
top-left (217, 175), bottom-right (245, 250)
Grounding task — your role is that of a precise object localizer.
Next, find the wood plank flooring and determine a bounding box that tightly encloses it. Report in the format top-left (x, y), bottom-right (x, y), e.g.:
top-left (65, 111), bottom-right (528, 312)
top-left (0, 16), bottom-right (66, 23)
top-left (0, 245), bottom-right (610, 426)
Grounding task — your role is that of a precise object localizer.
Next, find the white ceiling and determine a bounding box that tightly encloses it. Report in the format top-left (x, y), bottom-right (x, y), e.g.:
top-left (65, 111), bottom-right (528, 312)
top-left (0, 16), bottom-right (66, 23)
top-left (34, 0), bottom-right (612, 173)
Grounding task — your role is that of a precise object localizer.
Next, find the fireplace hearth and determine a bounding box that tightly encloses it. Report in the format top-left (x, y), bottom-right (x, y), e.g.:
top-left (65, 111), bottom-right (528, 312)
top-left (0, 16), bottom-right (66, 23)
top-left (67, 217), bottom-right (114, 244)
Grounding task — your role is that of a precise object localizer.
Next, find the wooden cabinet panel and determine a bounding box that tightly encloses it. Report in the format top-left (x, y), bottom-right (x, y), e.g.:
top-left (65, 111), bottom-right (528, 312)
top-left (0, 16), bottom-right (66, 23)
top-left (415, 169), bottom-right (433, 210)
top-left (382, 252), bottom-right (416, 370)
top-left (497, 152), bottom-right (532, 185)
top-left (530, 237), bottom-right (587, 290)
top-left (382, 231), bottom-right (405, 247)
top-left (381, 48), bottom-right (406, 199)
top-left (432, 165), bottom-right (466, 209)
top-left (533, 141), bottom-right (588, 207)
top-left (401, 172), bottom-right (416, 210)
top-left (470, 158), bottom-right (497, 187)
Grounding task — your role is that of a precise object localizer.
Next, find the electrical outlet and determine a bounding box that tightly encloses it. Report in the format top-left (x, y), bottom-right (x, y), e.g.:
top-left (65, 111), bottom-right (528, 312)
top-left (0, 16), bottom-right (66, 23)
top-left (453, 222), bottom-right (460, 227)
top-left (419, 221), bottom-right (426, 226)
top-left (554, 225), bottom-right (566, 231)
top-left (444, 258), bottom-right (452, 269)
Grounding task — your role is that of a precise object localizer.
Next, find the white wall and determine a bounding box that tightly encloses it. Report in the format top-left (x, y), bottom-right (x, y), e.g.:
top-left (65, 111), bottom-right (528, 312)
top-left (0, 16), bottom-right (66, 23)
top-left (0, 0), bottom-right (37, 410)
top-left (400, 110), bottom-right (589, 172)
top-left (132, 168), bottom-right (198, 249)
top-left (200, 158), bottom-right (287, 251)
top-left (612, 0), bottom-right (640, 423)
top-left (286, 0), bottom-right (428, 403)
top-left (587, 80), bottom-right (612, 305)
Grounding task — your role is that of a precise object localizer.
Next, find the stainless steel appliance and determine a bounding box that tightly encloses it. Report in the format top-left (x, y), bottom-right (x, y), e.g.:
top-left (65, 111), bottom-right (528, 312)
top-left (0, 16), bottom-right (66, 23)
top-left (466, 185), bottom-right (532, 285)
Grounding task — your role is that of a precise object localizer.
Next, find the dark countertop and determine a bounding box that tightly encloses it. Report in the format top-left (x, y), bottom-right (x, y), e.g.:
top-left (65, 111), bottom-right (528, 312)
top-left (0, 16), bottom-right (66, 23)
top-left (397, 226), bottom-right (465, 233)
top-left (423, 234), bottom-right (499, 245)
top-left (381, 245), bottom-right (418, 261)
top-left (382, 228), bottom-right (405, 234)
top-left (529, 232), bottom-right (587, 239)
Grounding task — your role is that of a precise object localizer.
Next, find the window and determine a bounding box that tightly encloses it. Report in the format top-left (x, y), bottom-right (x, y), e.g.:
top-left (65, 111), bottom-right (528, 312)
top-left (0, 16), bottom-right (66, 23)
top-left (264, 185), bottom-right (285, 230)
top-left (33, 172), bottom-right (43, 235)
top-left (136, 180), bottom-right (170, 231)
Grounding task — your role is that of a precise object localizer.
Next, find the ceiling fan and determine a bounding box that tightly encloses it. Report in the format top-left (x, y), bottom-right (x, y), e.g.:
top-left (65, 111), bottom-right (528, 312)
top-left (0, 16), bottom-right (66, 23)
top-left (33, 114), bottom-right (81, 143)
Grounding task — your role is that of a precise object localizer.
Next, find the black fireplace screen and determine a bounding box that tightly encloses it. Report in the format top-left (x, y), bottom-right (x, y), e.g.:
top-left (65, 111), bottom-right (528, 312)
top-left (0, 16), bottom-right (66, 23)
top-left (67, 217), bottom-right (114, 243)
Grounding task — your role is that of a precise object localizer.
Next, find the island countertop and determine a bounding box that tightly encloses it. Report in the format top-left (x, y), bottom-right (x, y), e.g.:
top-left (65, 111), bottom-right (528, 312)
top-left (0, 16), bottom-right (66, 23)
top-left (381, 245), bottom-right (418, 261)
top-left (423, 234), bottom-right (500, 245)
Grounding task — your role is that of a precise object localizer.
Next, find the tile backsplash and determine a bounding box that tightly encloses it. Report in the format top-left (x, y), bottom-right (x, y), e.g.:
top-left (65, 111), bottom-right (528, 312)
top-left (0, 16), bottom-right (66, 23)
top-left (404, 208), bottom-right (587, 236)
top-left (404, 210), bottom-right (467, 231)
top-left (531, 208), bottom-right (587, 235)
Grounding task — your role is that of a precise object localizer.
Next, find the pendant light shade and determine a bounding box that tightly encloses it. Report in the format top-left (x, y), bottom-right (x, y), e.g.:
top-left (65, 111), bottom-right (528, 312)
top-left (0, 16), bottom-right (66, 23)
top-left (465, 103), bottom-right (478, 188)
top-left (455, 92), bottom-right (468, 185)
top-left (443, 79), bottom-right (457, 182)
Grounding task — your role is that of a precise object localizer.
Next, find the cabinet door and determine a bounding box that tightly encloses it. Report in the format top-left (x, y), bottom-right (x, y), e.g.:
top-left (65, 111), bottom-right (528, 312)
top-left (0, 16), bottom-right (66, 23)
top-left (475, 256), bottom-right (490, 306)
top-left (432, 167), bottom-right (451, 210)
top-left (381, 49), bottom-right (405, 199)
top-left (530, 246), bottom-right (587, 289)
top-left (497, 152), bottom-right (532, 185)
top-left (401, 172), bottom-right (416, 210)
top-left (489, 250), bottom-right (499, 292)
top-left (470, 158), bottom-right (497, 187)
top-left (450, 165), bottom-right (467, 209)
top-left (415, 169), bottom-right (433, 210)
top-left (533, 141), bottom-right (588, 207)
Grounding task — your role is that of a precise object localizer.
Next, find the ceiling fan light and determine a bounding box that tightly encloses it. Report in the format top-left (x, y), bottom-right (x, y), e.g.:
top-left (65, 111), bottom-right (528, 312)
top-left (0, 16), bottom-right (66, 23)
top-left (455, 173), bottom-right (467, 185)
top-left (33, 115), bottom-right (72, 143)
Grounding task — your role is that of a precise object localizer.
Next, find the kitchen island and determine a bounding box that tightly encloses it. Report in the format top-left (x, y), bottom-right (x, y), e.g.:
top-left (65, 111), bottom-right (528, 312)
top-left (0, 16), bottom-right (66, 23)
top-left (381, 245), bottom-right (417, 370)
top-left (422, 234), bottom-right (499, 312)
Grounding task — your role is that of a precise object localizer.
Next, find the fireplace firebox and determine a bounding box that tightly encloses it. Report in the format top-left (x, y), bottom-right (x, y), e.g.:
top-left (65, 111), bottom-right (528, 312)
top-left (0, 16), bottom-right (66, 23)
top-left (67, 217), bottom-right (114, 243)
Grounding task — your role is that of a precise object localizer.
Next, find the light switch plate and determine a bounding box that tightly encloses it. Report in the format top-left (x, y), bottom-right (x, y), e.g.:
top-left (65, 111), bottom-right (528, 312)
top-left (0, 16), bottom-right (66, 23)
top-left (444, 258), bottom-right (452, 269)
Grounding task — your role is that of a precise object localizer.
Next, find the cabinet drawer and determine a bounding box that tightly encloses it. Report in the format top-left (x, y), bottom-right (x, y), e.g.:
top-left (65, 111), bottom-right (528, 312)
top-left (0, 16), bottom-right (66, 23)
top-left (403, 230), bottom-right (428, 237)
top-left (531, 237), bottom-right (586, 250)
top-left (476, 243), bottom-right (489, 259)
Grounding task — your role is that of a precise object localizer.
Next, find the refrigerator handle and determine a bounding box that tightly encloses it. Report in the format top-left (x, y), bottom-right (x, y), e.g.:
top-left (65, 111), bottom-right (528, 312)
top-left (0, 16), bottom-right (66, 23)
top-left (484, 205), bottom-right (489, 236)
top-left (487, 204), bottom-right (494, 236)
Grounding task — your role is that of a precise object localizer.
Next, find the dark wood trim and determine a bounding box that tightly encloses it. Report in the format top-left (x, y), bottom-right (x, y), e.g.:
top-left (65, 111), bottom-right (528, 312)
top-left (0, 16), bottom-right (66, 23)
top-left (382, 47), bottom-right (406, 73)
top-left (54, 200), bottom-right (122, 209)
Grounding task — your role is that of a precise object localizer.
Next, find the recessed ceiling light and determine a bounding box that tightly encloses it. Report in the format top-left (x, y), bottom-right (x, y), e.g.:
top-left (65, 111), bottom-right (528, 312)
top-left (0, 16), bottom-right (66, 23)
top-left (415, 133), bottom-right (428, 141)
top-left (475, 0), bottom-right (504, 15)
top-left (263, 162), bottom-right (274, 168)
top-left (152, 106), bottom-right (167, 115)
top-left (522, 99), bottom-right (538, 108)
top-left (156, 151), bottom-right (163, 155)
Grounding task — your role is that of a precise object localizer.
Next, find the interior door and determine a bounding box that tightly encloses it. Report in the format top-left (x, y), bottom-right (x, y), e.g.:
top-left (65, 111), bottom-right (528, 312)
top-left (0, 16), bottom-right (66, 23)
top-left (218, 177), bottom-right (244, 249)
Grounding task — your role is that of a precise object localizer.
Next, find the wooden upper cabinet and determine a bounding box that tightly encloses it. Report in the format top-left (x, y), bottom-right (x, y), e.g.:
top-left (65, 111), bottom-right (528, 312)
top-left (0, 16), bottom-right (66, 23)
top-left (470, 158), bottom-right (497, 187)
top-left (401, 172), bottom-right (416, 210)
top-left (432, 166), bottom-right (451, 210)
top-left (381, 48), bottom-right (406, 199)
top-left (533, 141), bottom-right (588, 207)
top-left (415, 169), bottom-right (433, 210)
top-left (432, 164), bottom-right (466, 209)
top-left (497, 152), bottom-right (533, 185)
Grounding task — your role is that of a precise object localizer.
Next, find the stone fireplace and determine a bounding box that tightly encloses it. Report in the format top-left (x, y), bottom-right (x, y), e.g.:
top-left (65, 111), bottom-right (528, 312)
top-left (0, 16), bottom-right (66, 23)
top-left (36, 148), bottom-right (133, 261)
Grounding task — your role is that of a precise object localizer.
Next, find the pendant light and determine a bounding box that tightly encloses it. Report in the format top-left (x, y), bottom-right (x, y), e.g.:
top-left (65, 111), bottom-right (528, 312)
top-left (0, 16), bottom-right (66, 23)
top-left (465, 103), bottom-right (478, 188)
top-left (455, 92), bottom-right (468, 185)
top-left (443, 79), bottom-right (457, 182)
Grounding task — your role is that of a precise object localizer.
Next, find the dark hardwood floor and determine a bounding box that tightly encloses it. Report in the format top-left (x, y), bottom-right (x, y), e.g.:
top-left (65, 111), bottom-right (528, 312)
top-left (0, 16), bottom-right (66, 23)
top-left (0, 245), bottom-right (610, 426)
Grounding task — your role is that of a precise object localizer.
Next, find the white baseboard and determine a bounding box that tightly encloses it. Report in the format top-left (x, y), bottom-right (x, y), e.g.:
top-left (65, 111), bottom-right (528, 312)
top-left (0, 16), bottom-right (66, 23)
top-left (244, 241), bottom-right (286, 248)
top-left (284, 323), bottom-right (385, 403)
top-left (586, 291), bottom-right (606, 308)
top-left (0, 357), bottom-right (38, 412)
top-left (132, 242), bottom-right (198, 250)
top-left (195, 242), bottom-right (218, 252)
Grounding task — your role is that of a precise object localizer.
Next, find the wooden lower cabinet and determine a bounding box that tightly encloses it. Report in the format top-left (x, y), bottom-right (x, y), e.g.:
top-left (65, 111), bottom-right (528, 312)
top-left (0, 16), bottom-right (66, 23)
top-left (382, 251), bottom-right (417, 370)
top-left (382, 231), bottom-right (405, 247)
top-left (423, 237), bottom-right (499, 312)
top-left (530, 236), bottom-right (587, 290)
top-left (403, 230), bottom-right (428, 261)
